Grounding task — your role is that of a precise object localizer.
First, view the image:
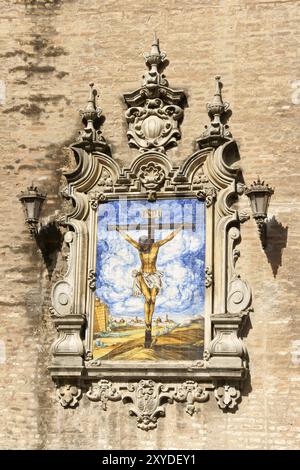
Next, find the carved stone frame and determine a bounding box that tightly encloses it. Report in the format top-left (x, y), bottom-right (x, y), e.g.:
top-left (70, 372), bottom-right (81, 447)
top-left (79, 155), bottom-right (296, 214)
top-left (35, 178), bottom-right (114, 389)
top-left (49, 40), bottom-right (252, 428)
top-left (50, 139), bottom-right (251, 424)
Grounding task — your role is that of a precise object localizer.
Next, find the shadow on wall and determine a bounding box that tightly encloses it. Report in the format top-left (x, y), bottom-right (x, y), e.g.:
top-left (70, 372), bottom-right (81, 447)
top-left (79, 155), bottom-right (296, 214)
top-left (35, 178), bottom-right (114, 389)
top-left (264, 216), bottom-right (288, 278)
top-left (37, 221), bottom-right (63, 279)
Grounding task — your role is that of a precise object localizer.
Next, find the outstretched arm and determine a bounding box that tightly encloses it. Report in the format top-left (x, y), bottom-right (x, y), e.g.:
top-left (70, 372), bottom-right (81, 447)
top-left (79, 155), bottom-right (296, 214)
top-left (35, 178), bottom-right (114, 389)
top-left (155, 225), bottom-right (183, 247)
top-left (116, 227), bottom-right (140, 250)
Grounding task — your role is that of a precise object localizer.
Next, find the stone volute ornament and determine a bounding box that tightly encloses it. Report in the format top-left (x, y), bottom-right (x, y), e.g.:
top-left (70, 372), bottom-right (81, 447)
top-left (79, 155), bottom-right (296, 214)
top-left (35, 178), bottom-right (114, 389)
top-left (123, 34), bottom-right (186, 153)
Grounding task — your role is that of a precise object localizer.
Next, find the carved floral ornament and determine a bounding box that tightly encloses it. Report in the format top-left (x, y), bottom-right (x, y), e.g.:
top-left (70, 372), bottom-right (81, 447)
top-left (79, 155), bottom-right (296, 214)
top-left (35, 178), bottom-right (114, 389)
top-left (139, 162), bottom-right (165, 190)
top-left (18, 35), bottom-right (275, 429)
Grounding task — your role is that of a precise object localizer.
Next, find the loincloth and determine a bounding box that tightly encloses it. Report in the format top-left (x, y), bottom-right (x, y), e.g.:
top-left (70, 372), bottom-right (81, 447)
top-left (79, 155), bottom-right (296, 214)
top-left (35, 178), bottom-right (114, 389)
top-left (132, 270), bottom-right (163, 297)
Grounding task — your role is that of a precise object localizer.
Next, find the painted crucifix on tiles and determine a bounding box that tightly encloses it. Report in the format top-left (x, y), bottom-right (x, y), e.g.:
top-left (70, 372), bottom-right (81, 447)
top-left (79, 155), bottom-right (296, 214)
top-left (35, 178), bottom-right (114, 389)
top-left (94, 198), bottom-right (206, 361)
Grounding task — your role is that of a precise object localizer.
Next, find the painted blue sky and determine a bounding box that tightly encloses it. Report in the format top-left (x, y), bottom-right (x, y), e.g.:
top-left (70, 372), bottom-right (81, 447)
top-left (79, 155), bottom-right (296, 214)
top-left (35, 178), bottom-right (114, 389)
top-left (96, 199), bottom-right (205, 322)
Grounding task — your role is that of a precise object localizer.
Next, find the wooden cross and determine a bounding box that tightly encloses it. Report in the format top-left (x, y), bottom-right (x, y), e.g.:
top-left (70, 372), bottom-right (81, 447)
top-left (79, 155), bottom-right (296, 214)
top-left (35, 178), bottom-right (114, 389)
top-left (107, 209), bottom-right (196, 239)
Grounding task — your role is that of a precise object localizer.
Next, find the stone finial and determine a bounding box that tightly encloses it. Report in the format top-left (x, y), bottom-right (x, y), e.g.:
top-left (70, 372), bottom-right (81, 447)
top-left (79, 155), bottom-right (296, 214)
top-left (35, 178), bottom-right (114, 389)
top-left (207, 76), bottom-right (227, 117)
top-left (197, 76), bottom-right (232, 149)
top-left (80, 82), bottom-right (102, 127)
top-left (78, 82), bottom-right (110, 154)
top-left (144, 33), bottom-right (167, 68)
top-left (142, 33), bottom-right (169, 88)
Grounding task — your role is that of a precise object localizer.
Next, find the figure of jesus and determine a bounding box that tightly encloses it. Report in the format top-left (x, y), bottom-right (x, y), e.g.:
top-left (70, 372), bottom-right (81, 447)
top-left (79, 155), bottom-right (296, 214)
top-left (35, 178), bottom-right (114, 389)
top-left (116, 225), bottom-right (183, 347)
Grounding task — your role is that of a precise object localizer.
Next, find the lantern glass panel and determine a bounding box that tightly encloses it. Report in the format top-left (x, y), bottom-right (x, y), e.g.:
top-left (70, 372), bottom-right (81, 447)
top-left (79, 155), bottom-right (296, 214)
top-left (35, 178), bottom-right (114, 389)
top-left (254, 192), bottom-right (268, 216)
top-left (26, 199), bottom-right (38, 221)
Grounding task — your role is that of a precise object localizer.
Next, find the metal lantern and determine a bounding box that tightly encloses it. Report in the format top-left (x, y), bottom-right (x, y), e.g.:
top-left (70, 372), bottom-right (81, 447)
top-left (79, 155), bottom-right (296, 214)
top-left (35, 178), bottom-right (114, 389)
top-left (245, 177), bottom-right (274, 248)
top-left (18, 184), bottom-right (47, 236)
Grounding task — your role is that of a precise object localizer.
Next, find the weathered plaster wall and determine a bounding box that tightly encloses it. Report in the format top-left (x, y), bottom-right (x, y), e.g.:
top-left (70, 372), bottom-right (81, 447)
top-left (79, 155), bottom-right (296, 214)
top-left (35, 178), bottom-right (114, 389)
top-left (0, 0), bottom-right (299, 449)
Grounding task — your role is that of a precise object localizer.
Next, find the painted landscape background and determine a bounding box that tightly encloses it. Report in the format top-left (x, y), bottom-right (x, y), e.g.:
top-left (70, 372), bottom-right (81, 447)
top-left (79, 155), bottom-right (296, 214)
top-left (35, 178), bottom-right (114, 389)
top-left (94, 198), bottom-right (205, 361)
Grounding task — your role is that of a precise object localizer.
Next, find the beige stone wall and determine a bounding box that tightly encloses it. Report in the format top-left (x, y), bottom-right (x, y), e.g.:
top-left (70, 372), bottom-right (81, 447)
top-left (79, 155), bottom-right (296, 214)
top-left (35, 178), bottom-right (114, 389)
top-left (0, 0), bottom-right (299, 449)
